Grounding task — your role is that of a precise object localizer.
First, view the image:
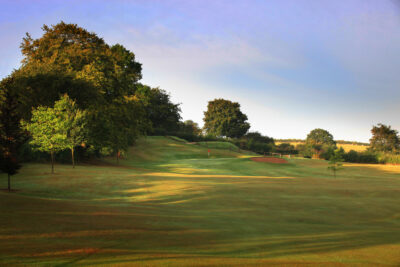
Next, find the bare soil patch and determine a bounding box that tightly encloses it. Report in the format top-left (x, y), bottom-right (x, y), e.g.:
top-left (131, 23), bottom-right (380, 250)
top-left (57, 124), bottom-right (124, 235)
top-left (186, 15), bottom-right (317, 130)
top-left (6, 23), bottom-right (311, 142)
top-left (251, 157), bottom-right (288, 164)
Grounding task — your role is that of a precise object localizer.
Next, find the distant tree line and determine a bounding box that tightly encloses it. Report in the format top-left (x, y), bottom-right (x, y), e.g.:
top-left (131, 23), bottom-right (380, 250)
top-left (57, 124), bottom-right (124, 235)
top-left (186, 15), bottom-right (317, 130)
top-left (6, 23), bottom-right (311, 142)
top-left (293, 124), bottom-right (400, 164)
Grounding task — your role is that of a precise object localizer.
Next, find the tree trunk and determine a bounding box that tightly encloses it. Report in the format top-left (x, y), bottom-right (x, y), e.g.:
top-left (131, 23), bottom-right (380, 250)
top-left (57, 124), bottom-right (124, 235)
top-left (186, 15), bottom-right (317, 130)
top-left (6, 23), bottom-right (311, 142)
top-left (71, 147), bottom-right (75, 168)
top-left (8, 174), bottom-right (10, 192)
top-left (116, 151), bottom-right (119, 164)
top-left (51, 150), bottom-right (54, 174)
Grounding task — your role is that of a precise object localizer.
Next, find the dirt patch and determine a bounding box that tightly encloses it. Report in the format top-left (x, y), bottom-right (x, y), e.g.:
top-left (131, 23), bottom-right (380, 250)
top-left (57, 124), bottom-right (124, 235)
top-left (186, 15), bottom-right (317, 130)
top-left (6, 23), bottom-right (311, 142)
top-left (251, 157), bottom-right (288, 164)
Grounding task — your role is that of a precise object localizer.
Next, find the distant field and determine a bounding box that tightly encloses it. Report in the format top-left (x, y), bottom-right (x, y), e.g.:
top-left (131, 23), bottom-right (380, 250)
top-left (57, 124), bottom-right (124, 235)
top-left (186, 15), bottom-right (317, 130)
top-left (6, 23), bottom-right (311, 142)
top-left (276, 141), bottom-right (369, 152)
top-left (0, 136), bottom-right (399, 266)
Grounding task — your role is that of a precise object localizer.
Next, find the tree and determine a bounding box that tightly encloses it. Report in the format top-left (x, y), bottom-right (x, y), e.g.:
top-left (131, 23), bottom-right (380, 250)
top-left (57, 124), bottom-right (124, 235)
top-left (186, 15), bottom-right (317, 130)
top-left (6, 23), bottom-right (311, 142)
top-left (21, 104), bottom-right (67, 173)
top-left (276, 143), bottom-right (296, 154)
top-left (327, 149), bottom-right (344, 178)
top-left (0, 76), bottom-right (24, 191)
top-left (179, 120), bottom-right (202, 136)
top-left (203, 98), bottom-right (250, 138)
top-left (135, 84), bottom-right (181, 135)
top-left (87, 96), bottom-right (147, 163)
top-left (15, 22), bottom-right (146, 153)
top-left (369, 123), bottom-right (399, 153)
top-left (234, 131), bottom-right (274, 154)
top-left (305, 128), bottom-right (336, 159)
top-left (54, 94), bottom-right (87, 168)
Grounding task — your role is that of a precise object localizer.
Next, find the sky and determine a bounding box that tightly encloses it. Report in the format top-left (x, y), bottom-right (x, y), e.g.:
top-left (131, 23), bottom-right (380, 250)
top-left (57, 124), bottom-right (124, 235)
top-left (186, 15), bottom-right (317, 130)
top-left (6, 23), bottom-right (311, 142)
top-left (1, 0), bottom-right (400, 142)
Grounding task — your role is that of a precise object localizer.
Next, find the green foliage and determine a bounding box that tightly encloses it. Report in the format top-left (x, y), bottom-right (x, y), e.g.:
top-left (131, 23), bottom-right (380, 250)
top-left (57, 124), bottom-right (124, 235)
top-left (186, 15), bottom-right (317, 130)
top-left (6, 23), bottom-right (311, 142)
top-left (87, 96), bottom-right (147, 160)
top-left (342, 150), bottom-right (378, 163)
top-left (305, 128), bottom-right (336, 158)
top-left (22, 106), bottom-right (67, 153)
top-left (376, 153), bottom-right (400, 164)
top-left (21, 98), bottom-right (69, 172)
top-left (203, 98), bottom-right (250, 138)
top-left (179, 120), bottom-right (201, 136)
top-left (327, 149), bottom-right (344, 178)
top-left (369, 123), bottom-right (400, 153)
top-left (233, 132), bottom-right (274, 154)
top-left (275, 143), bottom-right (297, 154)
top-left (53, 94), bottom-right (87, 167)
top-left (14, 22), bottom-right (148, 155)
top-left (135, 84), bottom-right (181, 135)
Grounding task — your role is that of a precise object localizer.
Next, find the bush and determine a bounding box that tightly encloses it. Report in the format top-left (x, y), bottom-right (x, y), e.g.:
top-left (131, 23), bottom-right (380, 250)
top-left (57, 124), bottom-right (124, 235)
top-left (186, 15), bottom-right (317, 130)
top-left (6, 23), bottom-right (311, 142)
top-left (320, 146), bottom-right (335, 160)
top-left (342, 150), bottom-right (378, 164)
top-left (376, 153), bottom-right (400, 164)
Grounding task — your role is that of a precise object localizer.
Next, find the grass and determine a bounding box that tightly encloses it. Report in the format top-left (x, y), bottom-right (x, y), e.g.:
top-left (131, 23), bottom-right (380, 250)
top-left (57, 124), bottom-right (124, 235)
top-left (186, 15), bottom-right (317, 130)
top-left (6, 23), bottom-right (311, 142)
top-left (0, 136), bottom-right (399, 266)
top-left (197, 141), bottom-right (241, 151)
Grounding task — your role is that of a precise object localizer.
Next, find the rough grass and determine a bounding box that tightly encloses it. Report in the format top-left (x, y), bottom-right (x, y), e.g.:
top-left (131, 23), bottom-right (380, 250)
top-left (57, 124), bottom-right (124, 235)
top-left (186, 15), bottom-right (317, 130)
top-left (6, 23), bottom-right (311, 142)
top-left (0, 137), bottom-right (399, 266)
top-left (197, 141), bottom-right (240, 151)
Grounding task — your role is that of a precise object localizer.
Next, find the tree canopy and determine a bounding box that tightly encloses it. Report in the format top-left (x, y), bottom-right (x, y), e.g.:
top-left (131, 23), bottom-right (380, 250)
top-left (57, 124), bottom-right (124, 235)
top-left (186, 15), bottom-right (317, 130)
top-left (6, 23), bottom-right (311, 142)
top-left (54, 94), bottom-right (87, 167)
top-left (306, 128), bottom-right (335, 146)
top-left (135, 84), bottom-right (181, 135)
top-left (9, 22), bottom-right (157, 158)
top-left (203, 98), bottom-right (250, 138)
top-left (21, 101), bottom-right (68, 173)
top-left (305, 128), bottom-right (336, 159)
top-left (370, 123), bottom-right (400, 153)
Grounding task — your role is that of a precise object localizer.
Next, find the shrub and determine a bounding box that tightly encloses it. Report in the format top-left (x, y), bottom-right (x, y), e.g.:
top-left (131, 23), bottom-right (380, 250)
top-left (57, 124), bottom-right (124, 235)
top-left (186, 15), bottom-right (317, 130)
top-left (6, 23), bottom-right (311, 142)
top-left (376, 153), bottom-right (400, 164)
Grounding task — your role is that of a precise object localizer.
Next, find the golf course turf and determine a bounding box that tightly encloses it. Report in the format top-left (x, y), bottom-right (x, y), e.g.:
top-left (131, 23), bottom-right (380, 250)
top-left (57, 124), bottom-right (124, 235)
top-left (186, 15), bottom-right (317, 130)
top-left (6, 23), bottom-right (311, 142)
top-left (0, 136), bottom-right (399, 266)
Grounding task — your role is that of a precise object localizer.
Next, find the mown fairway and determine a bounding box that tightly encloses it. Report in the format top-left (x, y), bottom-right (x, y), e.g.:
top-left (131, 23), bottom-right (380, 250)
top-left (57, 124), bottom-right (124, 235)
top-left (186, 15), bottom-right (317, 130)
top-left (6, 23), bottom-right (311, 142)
top-left (1, 137), bottom-right (400, 266)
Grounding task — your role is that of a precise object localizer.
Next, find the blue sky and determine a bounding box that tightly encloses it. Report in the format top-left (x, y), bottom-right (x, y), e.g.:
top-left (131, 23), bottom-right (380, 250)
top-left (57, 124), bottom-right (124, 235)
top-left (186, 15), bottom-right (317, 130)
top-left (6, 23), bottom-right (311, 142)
top-left (1, 0), bottom-right (400, 142)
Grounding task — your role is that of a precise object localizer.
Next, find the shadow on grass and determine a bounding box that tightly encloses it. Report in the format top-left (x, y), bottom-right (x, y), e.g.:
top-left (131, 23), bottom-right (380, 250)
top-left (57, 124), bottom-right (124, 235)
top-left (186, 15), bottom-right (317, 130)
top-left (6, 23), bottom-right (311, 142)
top-left (51, 228), bottom-right (400, 266)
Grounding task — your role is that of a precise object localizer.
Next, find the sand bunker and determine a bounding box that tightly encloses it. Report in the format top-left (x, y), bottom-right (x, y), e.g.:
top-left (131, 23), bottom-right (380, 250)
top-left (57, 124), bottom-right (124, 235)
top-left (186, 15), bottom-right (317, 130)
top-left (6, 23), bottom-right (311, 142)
top-left (251, 157), bottom-right (288, 164)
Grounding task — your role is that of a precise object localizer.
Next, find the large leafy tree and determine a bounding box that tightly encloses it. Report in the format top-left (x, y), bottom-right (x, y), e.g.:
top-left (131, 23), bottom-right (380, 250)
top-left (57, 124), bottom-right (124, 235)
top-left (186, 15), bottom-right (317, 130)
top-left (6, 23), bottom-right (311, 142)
top-left (0, 76), bottom-right (24, 191)
top-left (55, 94), bottom-right (87, 168)
top-left (370, 123), bottom-right (399, 152)
top-left (305, 128), bottom-right (336, 159)
top-left (15, 22), bottom-right (146, 151)
top-left (21, 104), bottom-right (67, 173)
top-left (203, 98), bottom-right (250, 138)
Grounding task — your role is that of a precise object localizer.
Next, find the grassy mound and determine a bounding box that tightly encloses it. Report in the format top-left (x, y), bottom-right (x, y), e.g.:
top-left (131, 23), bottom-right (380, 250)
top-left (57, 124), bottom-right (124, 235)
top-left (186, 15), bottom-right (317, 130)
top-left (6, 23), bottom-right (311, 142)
top-left (197, 141), bottom-right (240, 151)
top-left (109, 137), bottom-right (249, 167)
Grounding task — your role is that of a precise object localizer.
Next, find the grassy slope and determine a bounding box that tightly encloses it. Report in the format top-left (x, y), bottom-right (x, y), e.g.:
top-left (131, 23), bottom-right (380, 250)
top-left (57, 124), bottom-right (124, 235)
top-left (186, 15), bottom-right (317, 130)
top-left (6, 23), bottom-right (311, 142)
top-left (0, 136), bottom-right (400, 266)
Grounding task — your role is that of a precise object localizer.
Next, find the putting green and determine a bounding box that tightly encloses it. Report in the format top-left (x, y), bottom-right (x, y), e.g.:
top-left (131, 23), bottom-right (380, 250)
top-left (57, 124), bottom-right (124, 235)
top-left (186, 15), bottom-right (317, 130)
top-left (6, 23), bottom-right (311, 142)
top-left (0, 137), bottom-right (400, 266)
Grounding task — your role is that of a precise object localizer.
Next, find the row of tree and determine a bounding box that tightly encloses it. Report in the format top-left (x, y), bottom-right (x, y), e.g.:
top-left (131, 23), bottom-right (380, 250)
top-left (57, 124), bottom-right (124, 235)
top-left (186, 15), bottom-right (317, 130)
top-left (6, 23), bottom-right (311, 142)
top-left (292, 124), bottom-right (400, 162)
